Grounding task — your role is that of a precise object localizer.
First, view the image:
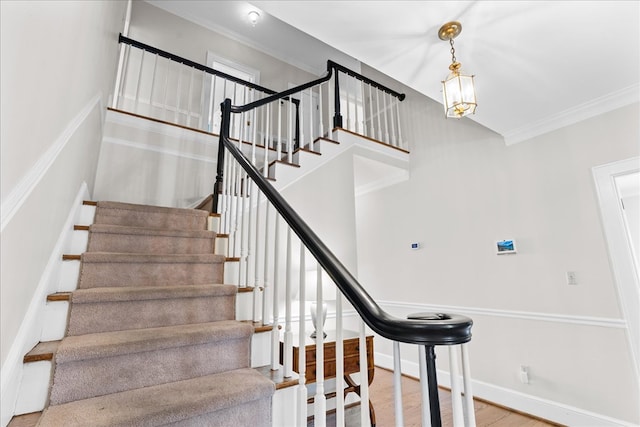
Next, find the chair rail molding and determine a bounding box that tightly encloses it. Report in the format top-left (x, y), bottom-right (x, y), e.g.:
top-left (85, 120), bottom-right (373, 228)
top-left (377, 300), bottom-right (626, 329)
top-left (1, 94), bottom-right (103, 232)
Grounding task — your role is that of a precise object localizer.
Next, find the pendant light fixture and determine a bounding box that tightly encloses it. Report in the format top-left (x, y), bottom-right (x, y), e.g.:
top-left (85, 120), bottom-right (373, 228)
top-left (439, 21), bottom-right (477, 118)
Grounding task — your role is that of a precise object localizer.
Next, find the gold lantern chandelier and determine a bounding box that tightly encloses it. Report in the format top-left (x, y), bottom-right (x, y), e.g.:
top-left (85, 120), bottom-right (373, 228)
top-left (439, 21), bottom-right (477, 118)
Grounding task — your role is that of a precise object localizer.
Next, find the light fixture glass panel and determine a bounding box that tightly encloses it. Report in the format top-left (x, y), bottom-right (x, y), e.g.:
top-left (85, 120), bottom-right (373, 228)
top-left (443, 72), bottom-right (476, 118)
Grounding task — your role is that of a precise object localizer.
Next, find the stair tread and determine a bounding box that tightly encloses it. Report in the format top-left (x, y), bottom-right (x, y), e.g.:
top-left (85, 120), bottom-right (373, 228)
top-left (56, 320), bottom-right (253, 364)
top-left (38, 368), bottom-right (274, 427)
top-left (71, 284), bottom-right (236, 303)
top-left (255, 365), bottom-right (299, 390)
top-left (80, 252), bottom-right (225, 264)
top-left (96, 201), bottom-right (209, 218)
top-left (88, 223), bottom-right (217, 238)
top-left (24, 341), bottom-right (60, 363)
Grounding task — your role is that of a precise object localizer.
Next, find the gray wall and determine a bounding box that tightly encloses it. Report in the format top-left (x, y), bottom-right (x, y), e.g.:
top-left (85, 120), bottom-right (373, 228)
top-left (355, 63), bottom-right (639, 422)
top-left (128, 1), bottom-right (318, 93)
top-left (1, 0), bottom-right (127, 369)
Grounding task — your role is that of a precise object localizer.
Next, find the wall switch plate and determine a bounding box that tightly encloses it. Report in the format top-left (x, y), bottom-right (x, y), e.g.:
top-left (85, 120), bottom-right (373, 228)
top-left (566, 271), bottom-right (578, 285)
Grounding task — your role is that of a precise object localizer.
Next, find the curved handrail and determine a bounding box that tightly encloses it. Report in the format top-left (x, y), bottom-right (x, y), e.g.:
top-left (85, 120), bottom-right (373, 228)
top-left (219, 97), bottom-right (470, 346)
top-left (231, 66), bottom-right (334, 114)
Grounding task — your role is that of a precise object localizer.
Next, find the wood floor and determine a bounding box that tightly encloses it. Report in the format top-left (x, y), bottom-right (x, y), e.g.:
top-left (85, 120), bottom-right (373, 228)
top-left (368, 367), bottom-right (562, 427)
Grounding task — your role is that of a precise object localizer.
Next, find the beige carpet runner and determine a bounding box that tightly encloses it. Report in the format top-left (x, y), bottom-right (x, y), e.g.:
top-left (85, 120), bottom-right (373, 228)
top-left (37, 201), bottom-right (274, 426)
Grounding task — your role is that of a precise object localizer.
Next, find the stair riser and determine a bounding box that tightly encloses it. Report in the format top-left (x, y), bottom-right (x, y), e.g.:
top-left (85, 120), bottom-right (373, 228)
top-left (87, 234), bottom-right (215, 255)
top-left (94, 209), bottom-right (207, 231)
top-left (78, 262), bottom-right (224, 288)
top-left (49, 337), bottom-right (251, 405)
top-left (67, 295), bottom-right (236, 335)
top-left (165, 397), bottom-right (271, 427)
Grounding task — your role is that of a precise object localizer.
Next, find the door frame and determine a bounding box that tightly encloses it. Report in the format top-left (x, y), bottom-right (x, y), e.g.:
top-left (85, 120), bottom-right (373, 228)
top-left (593, 156), bottom-right (640, 379)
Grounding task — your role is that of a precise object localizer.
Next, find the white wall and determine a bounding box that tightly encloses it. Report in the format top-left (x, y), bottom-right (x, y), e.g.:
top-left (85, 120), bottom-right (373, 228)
top-left (354, 62), bottom-right (640, 424)
top-left (282, 150), bottom-right (360, 275)
top-left (0, 1), bottom-right (127, 423)
top-left (128, 1), bottom-right (318, 93)
top-left (93, 111), bottom-right (218, 208)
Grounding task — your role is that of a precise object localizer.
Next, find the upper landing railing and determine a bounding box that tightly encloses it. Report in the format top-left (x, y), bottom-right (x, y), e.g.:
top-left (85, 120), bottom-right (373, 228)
top-left (112, 34), bottom-right (408, 153)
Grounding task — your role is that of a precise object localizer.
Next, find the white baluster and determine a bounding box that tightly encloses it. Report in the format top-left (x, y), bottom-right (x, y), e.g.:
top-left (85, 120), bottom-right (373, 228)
top-left (133, 50), bottom-right (145, 111)
top-left (277, 100), bottom-right (282, 161)
top-left (111, 0), bottom-right (132, 109)
top-left (253, 193), bottom-right (262, 323)
top-left (449, 345), bottom-right (464, 427)
top-left (418, 346), bottom-right (432, 427)
top-left (297, 245), bottom-right (308, 426)
top-left (382, 90), bottom-right (389, 144)
top-left (462, 344), bottom-right (476, 427)
top-left (228, 159), bottom-right (238, 257)
top-left (186, 67), bottom-right (195, 127)
top-left (345, 74), bottom-right (351, 131)
top-left (230, 82), bottom-right (238, 138)
top-left (208, 75), bottom-right (217, 133)
top-left (375, 88), bottom-right (382, 141)
top-left (359, 322), bottom-right (371, 427)
top-left (307, 87), bottom-right (313, 148)
top-left (238, 170), bottom-right (247, 287)
top-left (112, 42), bottom-right (127, 109)
top-left (287, 98), bottom-right (293, 160)
top-left (283, 228), bottom-right (293, 378)
top-left (335, 287), bottom-right (345, 427)
top-left (161, 58), bottom-right (170, 121)
top-left (175, 66), bottom-right (182, 123)
top-left (250, 90), bottom-right (257, 165)
top-left (220, 153), bottom-right (229, 234)
top-left (354, 79), bottom-right (361, 134)
top-left (244, 179), bottom-right (255, 289)
top-left (262, 203), bottom-right (270, 325)
top-left (395, 97), bottom-right (404, 149)
top-left (393, 341), bottom-right (404, 427)
top-left (148, 54), bottom-right (158, 114)
top-left (270, 215), bottom-right (281, 370)
top-left (389, 95), bottom-right (397, 147)
top-left (263, 104), bottom-right (270, 176)
top-left (197, 70), bottom-right (205, 131)
top-left (318, 83), bottom-right (325, 140)
top-left (314, 266), bottom-right (326, 427)
top-left (367, 84), bottom-right (375, 139)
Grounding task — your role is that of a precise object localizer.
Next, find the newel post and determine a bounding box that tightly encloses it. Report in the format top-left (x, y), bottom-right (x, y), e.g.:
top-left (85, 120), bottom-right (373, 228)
top-left (332, 67), bottom-right (343, 128)
top-left (212, 98), bottom-right (232, 214)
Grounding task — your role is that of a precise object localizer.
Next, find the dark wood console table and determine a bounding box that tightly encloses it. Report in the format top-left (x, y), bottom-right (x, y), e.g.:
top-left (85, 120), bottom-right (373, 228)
top-left (279, 330), bottom-right (375, 425)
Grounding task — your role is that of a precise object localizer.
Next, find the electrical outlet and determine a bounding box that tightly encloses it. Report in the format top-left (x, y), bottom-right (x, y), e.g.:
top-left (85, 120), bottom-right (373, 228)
top-left (520, 365), bottom-right (529, 384)
top-left (566, 271), bottom-right (578, 285)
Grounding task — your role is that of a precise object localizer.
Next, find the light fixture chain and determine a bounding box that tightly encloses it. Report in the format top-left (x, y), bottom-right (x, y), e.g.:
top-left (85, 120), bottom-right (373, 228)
top-left (449, 38), bottom-right (457, 63)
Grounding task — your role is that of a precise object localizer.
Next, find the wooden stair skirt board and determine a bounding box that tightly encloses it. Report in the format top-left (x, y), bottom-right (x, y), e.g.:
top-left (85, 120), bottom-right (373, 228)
top-left (31, 200), bottom-right (274, 426)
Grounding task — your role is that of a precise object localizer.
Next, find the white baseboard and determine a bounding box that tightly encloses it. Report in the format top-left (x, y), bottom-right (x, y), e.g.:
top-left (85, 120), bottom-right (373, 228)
top-left (0, 183), bottom-right (90, 427)
top-left (374, 352), bottom-right (638, 427)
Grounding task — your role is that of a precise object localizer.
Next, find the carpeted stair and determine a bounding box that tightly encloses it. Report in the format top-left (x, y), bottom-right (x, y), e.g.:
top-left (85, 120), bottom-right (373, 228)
top-left (37, 201), bottom-right (275, 427)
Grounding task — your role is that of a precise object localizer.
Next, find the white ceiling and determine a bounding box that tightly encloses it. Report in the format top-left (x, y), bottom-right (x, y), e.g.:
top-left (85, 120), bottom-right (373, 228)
top-left (148, 1), bottom-right (639, 145)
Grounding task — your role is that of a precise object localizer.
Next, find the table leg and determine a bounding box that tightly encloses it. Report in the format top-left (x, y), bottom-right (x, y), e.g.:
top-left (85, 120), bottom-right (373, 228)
top-left (344, 374), bottom-right (376, 426)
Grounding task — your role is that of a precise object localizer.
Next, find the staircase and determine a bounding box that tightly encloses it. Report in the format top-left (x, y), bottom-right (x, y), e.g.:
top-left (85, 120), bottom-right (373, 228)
top-left (28, 201), bottom-right (275, 426)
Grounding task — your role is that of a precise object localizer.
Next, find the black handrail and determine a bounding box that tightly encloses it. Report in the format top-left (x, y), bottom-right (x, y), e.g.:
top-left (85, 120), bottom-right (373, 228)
top-left (119, 34), bottom-right (276, 95)
top-left (217, 94), bottom-right (470, 345)
top-left (117, 34), bottom-right (301, 145)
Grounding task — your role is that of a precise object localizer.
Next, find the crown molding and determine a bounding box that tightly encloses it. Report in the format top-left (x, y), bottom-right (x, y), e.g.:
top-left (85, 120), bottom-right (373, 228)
top-left (503, 84), bottom-right (640, 145)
